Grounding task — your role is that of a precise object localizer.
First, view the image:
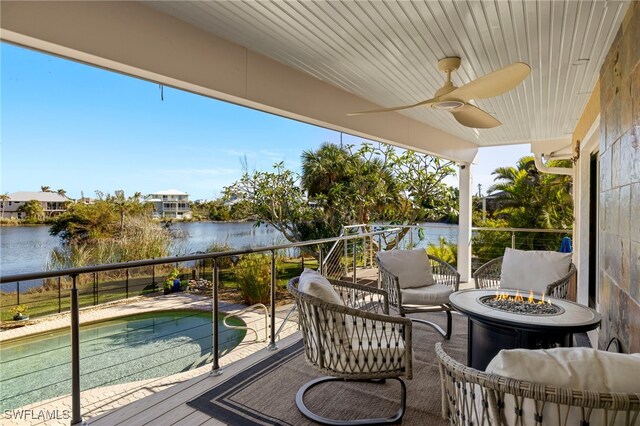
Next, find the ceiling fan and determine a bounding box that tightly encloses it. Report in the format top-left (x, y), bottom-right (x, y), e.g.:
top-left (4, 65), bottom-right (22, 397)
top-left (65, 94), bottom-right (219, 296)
top-left (348, 57), bottom-right (531, 129)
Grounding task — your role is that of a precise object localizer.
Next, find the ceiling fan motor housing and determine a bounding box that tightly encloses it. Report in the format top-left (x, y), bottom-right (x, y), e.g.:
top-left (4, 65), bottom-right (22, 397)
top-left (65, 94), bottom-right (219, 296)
top-left (432, 100), bottom-right (465, 110)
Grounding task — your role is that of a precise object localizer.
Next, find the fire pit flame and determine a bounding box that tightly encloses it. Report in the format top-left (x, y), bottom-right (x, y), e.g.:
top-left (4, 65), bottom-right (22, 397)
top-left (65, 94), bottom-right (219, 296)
top-left (493, 290), bottom-right (552, 305)
top-left (485, 290), bottom-right (560, 315)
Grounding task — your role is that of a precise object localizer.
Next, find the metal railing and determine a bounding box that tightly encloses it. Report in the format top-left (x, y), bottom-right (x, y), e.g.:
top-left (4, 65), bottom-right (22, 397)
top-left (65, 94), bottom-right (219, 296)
top-left (321, 223), bottom-right (572, 275)
top-left (0, 228), bottom-right (398, 424)
top-left (471, 226), bottom-right (573, 271)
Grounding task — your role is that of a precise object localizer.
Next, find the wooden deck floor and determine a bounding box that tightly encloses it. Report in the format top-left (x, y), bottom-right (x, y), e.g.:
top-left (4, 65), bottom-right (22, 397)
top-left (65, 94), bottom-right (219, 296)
top-left (88, 332), bottom-right (303, 426)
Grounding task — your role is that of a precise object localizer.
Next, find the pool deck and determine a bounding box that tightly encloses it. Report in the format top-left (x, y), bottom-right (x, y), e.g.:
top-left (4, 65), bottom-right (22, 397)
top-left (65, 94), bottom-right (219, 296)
top-left (0, 294), bottom-right (299, 426)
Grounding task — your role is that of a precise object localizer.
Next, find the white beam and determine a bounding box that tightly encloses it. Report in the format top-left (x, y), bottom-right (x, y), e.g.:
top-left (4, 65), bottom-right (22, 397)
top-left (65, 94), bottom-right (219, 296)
top-left (457, 163), bottom-right (472, 283)
top-left (0, 1), bottom-right (478, 163)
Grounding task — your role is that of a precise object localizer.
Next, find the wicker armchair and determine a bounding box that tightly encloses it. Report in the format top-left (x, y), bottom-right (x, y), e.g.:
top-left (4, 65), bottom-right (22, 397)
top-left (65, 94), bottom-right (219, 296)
top-left (473, 256), bottom-right (577, 298)
top-left (377, 252), bottom-right (460, 339)
top-left (288, 277), bottom-right (413, 425)
top-left (436, 343), bottom-right (640, 425)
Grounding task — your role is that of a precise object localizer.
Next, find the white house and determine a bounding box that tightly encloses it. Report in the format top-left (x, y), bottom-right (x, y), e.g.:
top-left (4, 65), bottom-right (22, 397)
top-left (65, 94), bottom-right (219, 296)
top-left (145, 189), bottom-right (191, 220)
top-left (1, 191), bottom-right (70, 219)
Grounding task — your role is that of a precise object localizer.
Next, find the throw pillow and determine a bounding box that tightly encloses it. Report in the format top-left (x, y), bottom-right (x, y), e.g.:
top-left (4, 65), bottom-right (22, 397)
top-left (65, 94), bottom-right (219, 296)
top-left (298, 268), bottom-right (344, 306)
top-left (485, 347), bottom-right (640, 425)
top-left (376, 249), bottom-right (435, 289)
top-left (500, 248), bottom-right (571, 294)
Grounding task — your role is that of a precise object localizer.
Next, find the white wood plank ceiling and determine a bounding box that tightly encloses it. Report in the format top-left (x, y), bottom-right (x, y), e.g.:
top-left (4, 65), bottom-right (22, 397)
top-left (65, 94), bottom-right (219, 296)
top-left (145, 0), bottom-right (629, 147)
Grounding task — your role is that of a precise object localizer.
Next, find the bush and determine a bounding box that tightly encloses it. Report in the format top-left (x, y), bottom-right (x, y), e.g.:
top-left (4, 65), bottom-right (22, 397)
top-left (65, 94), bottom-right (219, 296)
top-left (427, 237), bottom-right (457, 267)
top-left (205, 241), bottom-right (234, 269)
top-left (234, 254), bottom-right (276, 305)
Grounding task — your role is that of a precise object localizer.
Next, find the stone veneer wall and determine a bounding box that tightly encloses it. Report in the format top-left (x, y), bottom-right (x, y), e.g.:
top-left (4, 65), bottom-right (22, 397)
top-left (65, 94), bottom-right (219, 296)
top-left (598, 1), bottom-right (640, 353)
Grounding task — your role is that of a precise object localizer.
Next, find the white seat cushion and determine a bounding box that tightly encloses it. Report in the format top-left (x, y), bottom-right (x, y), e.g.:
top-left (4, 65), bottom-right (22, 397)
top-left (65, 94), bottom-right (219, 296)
top-left (377, 249), bottom-right (435, 289)
top-left (485, 347), bottom-right (640, 425)
top-left (400, 284), bottom-right (453, 305)
top-left (499, 248), bottom-right (572, 294)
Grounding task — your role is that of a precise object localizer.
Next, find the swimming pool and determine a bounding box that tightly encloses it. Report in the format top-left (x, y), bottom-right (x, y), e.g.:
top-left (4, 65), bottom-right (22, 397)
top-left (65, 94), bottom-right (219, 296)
top-left (0, 310), bottom-right (246, 411)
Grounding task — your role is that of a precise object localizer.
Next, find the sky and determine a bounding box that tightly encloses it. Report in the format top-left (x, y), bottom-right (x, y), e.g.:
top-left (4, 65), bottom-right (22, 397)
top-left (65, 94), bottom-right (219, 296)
top-left (1, 43), bottom-right (529, 201)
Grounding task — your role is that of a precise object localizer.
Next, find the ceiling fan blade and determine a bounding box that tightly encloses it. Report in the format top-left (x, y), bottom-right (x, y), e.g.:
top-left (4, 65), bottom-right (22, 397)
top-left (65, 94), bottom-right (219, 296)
top-left (451, 104), bottom-right (501, 129)
top-left (452, 62), bottom-right (531, 101)
top-left (347, 97), bottom-right (438, 116)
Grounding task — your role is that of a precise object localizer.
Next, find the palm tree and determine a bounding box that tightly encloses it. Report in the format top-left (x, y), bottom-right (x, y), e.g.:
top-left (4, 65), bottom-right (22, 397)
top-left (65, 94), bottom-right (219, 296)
top-left (0, 193), bottom-right (9, 220)
top-left (18, 200), bottom-right (44, 223)
top-left (40, 186), bottom-right (51, 193)
top-left (301, 143), bottom-right (350, 198)
top-left (57, 189), bottom-right (67, 197)
top-left (483, 156), bottom-right (573, 251)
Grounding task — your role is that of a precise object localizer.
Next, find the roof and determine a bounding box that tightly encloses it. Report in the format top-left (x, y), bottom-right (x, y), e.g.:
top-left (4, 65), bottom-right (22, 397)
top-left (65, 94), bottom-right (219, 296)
top-left (8, 192), bottom-right (70, 202)
top-left (149, 190), bottom-right (189, 196)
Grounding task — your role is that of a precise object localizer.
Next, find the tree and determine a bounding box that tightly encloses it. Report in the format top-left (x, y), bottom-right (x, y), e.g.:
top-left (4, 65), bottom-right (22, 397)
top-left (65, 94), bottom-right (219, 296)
top-left (225, 142), bottom-right (458, 252)
top-left (488, 156), bottom-right (573, 230)
top-left (57, 189), bottom-right (67, 197)
top-left (0, 193), bottom-right (9, 219)
top-left (18, 200), bottom-right (45, 223)
top-left (40, 186), bottom-right (51, 193)
top-left (472, 156), bottom-right (574, 260)
top-left (48, 191), bottom-right (169, 269)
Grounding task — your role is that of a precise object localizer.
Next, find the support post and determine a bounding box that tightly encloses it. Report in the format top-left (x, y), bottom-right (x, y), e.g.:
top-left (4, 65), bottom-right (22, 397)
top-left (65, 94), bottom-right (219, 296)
top-left (268, 250), bottom-right (278, 351)
top-left (211, 259), bottom-right (222, 376)
top-left (352, 240), bottom-right (357, 283)
top-left (70, 274), bottom-right (82, 425)
top-left (457, 162), bottom-right (473, 283)
top-left (343, 237), bottom-right (348, 277)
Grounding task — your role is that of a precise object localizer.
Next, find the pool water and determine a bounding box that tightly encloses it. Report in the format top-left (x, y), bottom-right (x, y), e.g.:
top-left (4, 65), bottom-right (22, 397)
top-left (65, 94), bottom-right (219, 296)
top-left (0, 311), bottom-right (246, 411)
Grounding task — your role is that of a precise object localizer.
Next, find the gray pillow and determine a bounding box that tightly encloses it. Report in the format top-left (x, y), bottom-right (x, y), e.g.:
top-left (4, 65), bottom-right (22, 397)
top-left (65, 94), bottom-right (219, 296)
top-left (377, 249), bottom-right (435, 289)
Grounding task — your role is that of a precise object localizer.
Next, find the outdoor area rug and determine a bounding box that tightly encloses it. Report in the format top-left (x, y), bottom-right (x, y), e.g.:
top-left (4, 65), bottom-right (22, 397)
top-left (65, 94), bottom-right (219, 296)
top-left (188, 312), bottom-right (467, 425)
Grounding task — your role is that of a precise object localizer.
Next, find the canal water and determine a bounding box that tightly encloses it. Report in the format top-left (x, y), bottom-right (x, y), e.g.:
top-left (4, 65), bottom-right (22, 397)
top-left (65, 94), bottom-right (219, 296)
top-left (0, 222), bottom-right (286, 278)
top-left (0, 222), bottom-right (458, 289)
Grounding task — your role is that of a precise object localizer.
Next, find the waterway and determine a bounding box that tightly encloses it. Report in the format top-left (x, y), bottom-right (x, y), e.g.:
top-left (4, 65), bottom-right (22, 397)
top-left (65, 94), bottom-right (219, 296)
top-left (0, 221), bottom-right (458, 284)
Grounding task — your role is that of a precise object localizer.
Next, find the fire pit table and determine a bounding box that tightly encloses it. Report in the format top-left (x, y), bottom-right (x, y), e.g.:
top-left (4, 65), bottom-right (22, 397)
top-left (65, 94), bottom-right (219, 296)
top-left (449, 289), bottom-right (601, 370)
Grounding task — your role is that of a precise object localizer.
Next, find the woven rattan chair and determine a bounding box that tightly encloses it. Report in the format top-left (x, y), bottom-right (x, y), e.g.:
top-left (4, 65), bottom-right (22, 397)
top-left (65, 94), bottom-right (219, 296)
top-left (377, 252), bottom-right (460, 339)
top-left (288, 277), bottom-right (413, 425)
top-left (436, 342), bottom-right (640, 425)
top-left (473, 256), bottom-right (577, 298)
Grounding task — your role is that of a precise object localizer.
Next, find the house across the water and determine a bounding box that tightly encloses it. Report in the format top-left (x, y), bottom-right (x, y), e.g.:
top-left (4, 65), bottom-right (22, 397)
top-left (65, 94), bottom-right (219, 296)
top-left (1, 191), bottom-right (71, 219)
top-left (145, 189), bottom-right (192, 220)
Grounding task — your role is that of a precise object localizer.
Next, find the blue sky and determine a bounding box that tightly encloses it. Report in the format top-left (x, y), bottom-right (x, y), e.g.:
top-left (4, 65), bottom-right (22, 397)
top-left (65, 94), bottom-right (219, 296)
top-left (1, 43), bottom-right (529, 200)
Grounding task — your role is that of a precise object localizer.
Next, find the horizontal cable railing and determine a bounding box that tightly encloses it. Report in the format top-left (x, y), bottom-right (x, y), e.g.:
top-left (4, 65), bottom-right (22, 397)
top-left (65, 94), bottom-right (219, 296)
top-left (471, 227), bottom-right (573, 272)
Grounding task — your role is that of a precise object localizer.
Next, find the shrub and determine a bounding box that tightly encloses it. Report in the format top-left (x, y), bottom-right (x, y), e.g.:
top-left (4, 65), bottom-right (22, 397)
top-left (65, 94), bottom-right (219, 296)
top-left (234, 254), bottom-right (276, 305)
top-left (427, 237), bottom-right (457, 267)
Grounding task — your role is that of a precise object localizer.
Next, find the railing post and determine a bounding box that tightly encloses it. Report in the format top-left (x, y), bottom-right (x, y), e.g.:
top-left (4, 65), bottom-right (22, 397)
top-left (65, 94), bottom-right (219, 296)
top-left (410, 227), bottom-right (414, 248)
top-left (352, 240), bottom-right (357, 284)
top-left (268, 250), bottom-right (278, 351)
top-left (125, 269), bottom-right (129, 299)
top-left (152, 264), bottom-right (156, 294)
top-left (318, 247), bottom-right (324, 275)
top-left (343, 238), bottom-right (348, 277)
top-left (16, 282), bottom-right (19, 306)
top-left (211, 259), bottom-right (222, 376)
top-left (70, 274), bottom-right (82, 425)
top-left (58, 277), bottom-right (62, 313)
top-left (511, 232), bottom-right (516, 249)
